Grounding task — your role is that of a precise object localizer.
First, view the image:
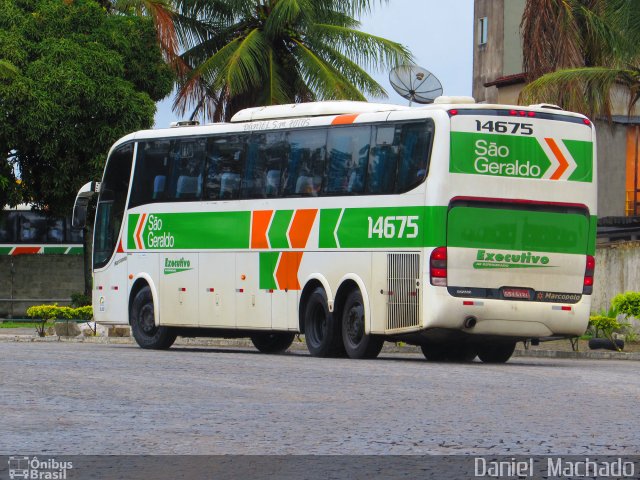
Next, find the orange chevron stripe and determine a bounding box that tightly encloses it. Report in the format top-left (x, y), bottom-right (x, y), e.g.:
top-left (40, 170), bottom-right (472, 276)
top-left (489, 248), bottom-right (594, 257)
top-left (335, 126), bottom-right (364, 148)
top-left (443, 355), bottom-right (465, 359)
top-left (288, 209), bottom-right (318, 248)
top-left (13, 247), bottom-right (41, 255)
top-left (331, 114), bottom-right (359, 125)
top-left (251, 210), bottom-right (273, 249)
top-left (135, 213), bottom-right (146, 250)
top-left (275, 252), bottom-right (303, 290)
top-left (117, 239), bottom-right (124, 253)
top-left (545, 138), bottom-right (569, 180)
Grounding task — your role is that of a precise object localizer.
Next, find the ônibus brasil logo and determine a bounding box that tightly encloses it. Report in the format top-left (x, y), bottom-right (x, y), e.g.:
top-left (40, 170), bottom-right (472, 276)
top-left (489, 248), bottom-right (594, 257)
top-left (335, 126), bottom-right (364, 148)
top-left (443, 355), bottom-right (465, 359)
top-left (164, 257), bottom-right (192, 275)
top-left (474, 250), bottom-right (553, 270)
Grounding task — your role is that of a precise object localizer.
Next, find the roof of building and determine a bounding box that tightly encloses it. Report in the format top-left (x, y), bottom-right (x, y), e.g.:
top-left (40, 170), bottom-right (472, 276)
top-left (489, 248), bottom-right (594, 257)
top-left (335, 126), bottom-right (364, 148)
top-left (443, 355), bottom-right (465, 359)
top-left (484, 73), bottom-right (526, 88)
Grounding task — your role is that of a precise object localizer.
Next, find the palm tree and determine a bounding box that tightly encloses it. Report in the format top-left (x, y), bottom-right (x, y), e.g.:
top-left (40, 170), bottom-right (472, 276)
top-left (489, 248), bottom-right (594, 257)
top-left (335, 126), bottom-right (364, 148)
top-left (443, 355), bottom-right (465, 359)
top-left (172, 0), bottom-right (413, 121)
top-left (519, 0), bottom-right (640, 119)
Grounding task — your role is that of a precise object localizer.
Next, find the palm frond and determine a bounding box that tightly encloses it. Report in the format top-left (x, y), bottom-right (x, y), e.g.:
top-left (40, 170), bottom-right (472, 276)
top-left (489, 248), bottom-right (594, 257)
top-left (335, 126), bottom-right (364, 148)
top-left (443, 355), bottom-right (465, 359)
top-left (292, 39), bottom-right (365, 100)
top-left (308, 23), bottom-right (412, 71)
top-left (311, 43), bottom-right (388, 98)
top-left (519, 66), bottom-right (635, 118)
top-left (264, 48), bottom-right (291, 105)
top-left (225, 28), bottom-right (269, 95)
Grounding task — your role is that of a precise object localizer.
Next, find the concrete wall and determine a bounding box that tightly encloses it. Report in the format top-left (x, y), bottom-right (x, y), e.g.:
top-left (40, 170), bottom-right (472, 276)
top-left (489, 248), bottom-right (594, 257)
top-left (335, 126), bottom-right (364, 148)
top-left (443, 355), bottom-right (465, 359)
top-left (592, 242), bottom-right (640, 314)
top-left (472, 0), bottom-right (504, 103)
top-left (0, 255), bottom-right (84, 318)
top-left (595, 121), bottom-right (628, 217)
top-left (502, 0), bottom-right (525, 76)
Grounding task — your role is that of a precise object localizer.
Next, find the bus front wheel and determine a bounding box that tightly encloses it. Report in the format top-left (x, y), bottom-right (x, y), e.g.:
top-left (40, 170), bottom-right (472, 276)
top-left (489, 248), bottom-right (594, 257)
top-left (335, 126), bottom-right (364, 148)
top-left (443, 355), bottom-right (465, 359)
top-left (341, 289), bottom-right (384, 359)
top-left (130, 286), bottom-right (177, 350)
top-left (477, 342), bottom-right (516, 363)
top-left (250, 332), bottom-right (295, 354)
top-left (304, 287), bottom-right (344, 357)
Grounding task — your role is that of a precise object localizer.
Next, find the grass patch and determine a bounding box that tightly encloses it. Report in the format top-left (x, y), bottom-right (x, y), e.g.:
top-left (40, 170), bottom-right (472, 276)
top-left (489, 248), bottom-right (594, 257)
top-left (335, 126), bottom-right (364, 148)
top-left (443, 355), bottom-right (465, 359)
top-left (0, 321), bottom-right (55, 329)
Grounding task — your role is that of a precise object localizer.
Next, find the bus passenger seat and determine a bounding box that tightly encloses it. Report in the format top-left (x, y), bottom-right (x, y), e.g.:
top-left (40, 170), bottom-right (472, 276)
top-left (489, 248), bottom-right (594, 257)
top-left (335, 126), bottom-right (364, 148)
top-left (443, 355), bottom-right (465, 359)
top-left (152, 175), bottom-right (166, 199)
top-left (176, 175), bottom-right (199, 199)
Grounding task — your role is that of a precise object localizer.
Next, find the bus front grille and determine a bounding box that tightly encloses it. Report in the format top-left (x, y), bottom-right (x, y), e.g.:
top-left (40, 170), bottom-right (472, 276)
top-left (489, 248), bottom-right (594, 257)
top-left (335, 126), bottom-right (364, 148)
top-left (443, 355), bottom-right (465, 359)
top-left (386, 253), bottom-right (421, 331)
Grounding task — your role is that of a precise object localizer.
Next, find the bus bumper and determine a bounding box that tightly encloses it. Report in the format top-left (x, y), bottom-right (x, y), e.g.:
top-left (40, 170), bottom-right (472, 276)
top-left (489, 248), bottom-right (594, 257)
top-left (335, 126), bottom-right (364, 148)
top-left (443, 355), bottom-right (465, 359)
top-left (422, 287), bottom-right (591, 339)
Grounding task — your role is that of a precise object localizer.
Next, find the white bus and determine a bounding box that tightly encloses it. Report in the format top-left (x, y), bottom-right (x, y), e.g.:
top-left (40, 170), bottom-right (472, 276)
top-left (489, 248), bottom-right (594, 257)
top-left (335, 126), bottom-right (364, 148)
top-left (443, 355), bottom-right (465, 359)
top-left (73, 98), bottom-right (597, 363)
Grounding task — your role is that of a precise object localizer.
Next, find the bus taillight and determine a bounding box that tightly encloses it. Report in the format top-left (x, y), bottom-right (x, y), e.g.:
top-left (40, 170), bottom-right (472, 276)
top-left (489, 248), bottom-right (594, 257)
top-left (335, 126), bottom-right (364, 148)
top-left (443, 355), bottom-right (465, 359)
top-left (583, 255), bottom-right (595, 294)
top-left (430, 247), bottom-right (447, 286)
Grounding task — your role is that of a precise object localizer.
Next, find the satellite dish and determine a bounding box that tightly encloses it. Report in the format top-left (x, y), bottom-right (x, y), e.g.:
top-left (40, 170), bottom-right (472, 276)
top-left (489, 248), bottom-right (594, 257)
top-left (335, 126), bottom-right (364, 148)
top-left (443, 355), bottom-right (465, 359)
top-left (389, 65), bottom-right (443, 105)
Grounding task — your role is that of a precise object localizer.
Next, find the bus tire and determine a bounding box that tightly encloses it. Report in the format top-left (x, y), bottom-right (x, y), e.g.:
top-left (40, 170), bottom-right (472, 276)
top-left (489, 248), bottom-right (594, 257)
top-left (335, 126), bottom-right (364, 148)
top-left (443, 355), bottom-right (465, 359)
top-left (304, 287), bottom-right (344, 357)
top-left (420, 343), bottom-right (449, 361)
top-left (250, 332), bottom-right (295, 354)
top-left (130, 286), bottom-right (177, 350)
top-left (341, 289), bottom-right (384, 359)
top-left (447, 343), bottom-right (478, 362)
top-left (477, 341), bottom-right (516, 363)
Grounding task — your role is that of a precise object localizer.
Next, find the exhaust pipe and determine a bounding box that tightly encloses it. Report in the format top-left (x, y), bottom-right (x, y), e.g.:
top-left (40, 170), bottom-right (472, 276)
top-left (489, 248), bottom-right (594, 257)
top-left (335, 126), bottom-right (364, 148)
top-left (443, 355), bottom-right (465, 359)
top-left (463, 316), bottom-right (477, 329)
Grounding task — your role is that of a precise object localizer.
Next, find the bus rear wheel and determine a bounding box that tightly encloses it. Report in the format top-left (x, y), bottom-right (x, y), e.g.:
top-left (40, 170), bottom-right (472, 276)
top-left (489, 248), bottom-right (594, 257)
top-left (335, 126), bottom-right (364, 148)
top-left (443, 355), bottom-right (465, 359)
top-left (130, 286), bottom-right (176, 350)
top-left (477, 341), bottom-right (516, 363)
top-left (304, 287), bottom-right (344, 357)
top-left (420, 343), bottom-right (477, 362)
top-left (342, 290), bottom-right (384, 359)
top-left (250, 332), bottom-right (295, 354)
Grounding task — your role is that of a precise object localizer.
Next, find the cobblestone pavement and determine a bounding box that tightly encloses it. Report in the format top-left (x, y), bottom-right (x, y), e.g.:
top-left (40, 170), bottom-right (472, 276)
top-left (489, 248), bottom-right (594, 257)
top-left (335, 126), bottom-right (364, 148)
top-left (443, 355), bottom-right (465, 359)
top-left (0, 342), bottom-right (637, 455)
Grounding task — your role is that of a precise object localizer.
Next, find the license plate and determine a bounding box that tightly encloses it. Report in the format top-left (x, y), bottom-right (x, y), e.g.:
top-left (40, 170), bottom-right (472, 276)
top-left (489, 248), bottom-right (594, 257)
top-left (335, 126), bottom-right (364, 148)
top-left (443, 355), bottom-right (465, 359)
top-left (502, 288), bottom-right (531, 300)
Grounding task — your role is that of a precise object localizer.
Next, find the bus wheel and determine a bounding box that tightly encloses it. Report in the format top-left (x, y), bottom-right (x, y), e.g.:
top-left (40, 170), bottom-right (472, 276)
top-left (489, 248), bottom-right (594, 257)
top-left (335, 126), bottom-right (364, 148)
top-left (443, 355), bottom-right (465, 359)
top-left (342, 289), bottom-right (384, 359)
top-left (477, 342), bottom-right (516, 363)
top-left (420, 343), bottom-right (449, 361)
top-left (304, 287), bottom-right (344, 357)
top-left (250, 332), bottom-right (295, 354)
top-left (447, 344), bottom-right (478, 362)
top-left (130, 286), bottom-right (177, 350)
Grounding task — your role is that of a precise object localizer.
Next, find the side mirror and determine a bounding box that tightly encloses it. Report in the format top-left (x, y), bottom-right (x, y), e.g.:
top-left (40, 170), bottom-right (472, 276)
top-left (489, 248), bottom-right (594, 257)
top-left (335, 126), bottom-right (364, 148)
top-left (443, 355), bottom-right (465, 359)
top-left (72, 181), bottom-right (99, 228)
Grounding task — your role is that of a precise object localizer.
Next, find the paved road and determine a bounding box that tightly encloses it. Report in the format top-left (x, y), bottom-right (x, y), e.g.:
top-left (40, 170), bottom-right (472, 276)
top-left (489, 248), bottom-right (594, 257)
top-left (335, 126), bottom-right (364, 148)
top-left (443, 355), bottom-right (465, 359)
top-left (0, 342), bottom-right (637, 455)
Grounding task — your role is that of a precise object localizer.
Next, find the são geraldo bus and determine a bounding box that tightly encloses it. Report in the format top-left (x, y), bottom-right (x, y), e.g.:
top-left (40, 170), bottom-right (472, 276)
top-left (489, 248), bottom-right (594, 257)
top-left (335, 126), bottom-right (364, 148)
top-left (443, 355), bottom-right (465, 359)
top-left (73, 98), bottom-right (597, 363)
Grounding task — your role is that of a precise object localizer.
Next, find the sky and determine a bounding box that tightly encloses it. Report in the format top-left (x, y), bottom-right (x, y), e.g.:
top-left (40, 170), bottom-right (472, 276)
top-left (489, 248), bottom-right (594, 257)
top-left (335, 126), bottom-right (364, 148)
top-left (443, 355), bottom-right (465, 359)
top-left (153, 0), bottom-right (475, 128)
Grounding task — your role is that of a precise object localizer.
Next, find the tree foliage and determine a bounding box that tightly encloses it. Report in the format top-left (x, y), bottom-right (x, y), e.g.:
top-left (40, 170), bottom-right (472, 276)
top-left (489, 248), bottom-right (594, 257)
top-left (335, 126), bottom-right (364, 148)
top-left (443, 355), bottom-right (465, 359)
top-left (519, 0), bottom-right (640, 118)
top-left (172, 0), bottom-right (413, 121)
top-left (0, 0), bottom-right (174, 214)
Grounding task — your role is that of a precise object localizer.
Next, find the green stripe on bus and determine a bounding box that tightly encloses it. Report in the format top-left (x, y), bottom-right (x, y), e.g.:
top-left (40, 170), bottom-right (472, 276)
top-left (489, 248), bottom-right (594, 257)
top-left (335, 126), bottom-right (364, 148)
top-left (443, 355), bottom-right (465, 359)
top-left (140, 211), bottom-right (251, 250)
top-left (128, 213), bottom-right (140, 249)
top-left (319, 206), bottom-right (447, 249)
top-left (268, 210), bottom-right (294, 249)
top-left (259, 252), bottom-right (279, 290)
top-left (450, 132), bottom-right (550, 179)
top-left (319, 209), bottom-right (341, 248)
top-left (450, 132), bottom-right (593, 182)
top-left (42, 247), bottom-right (68, 254)
top-left (0, 247), bottom-right (12, 255)
top-left (447, 207), bottom-right (590, 254)
top-left (565, 139), bottom-right (594, 182)
top-left (588, 215), bottom-right (597, 256)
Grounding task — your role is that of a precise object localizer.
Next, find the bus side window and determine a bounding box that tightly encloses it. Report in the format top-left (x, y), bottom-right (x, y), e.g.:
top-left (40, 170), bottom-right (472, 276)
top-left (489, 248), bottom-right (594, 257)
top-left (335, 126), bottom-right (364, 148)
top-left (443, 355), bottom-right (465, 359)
top-left (325, 126), bottom-right (370, 195)
top-left (242, 132), bottom-right (287, 199)
top-left (19, 212), bottom-right (46, 243)
top-left (0, 211), bottom-right (17, 243)
top-left (47, 218), bottom-right (65, 243)
top-left (285, 129), bottom-right (326, 196)
top-left (395, 122), bottom-right (433, 193)
top-left (129, 140), bottom-right (171, 208)
top-left (206, 135), bottom-right (245, 200)
top-left (169, 139), bottom-right (206, 201)
top-left (367, 126), bottom-right (398, 194)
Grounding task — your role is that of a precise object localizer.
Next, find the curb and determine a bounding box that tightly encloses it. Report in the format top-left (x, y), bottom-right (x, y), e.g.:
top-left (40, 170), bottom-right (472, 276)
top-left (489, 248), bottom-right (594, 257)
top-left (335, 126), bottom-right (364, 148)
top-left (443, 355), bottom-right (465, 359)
top-left (0, 333), bottom-right (638, 360)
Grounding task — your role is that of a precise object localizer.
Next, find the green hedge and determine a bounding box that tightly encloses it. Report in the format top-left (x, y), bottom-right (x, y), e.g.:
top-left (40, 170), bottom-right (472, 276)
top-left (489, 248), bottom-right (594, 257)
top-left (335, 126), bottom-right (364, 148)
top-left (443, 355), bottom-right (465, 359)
top-left (26, 305), bottom-right (93, 321)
